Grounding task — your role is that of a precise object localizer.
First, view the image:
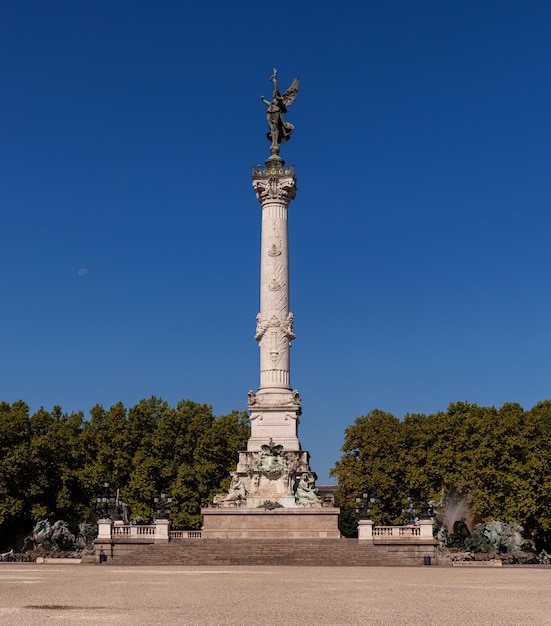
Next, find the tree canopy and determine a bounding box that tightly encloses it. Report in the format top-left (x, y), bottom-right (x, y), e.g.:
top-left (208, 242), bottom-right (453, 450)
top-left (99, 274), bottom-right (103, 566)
top-left (0, 397), bottom-right (249, 548)
top-left (331, 401), bottom-right (551, 545)
top-left (3, 396), bottom-right (551, 550)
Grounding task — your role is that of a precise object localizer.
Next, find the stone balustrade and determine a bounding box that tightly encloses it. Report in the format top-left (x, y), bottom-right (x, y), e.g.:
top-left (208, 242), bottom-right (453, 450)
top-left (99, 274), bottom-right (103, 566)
top-left (112, 525), bottom-right (156, 538)
top-left (373, 526), bottom-right (421, 537)
top-left (170, 530), bottom-right (202, 539)
top-left (358, 519), bottom-right (435, 542)
top-left (98, 520), bottom-right (202, 544)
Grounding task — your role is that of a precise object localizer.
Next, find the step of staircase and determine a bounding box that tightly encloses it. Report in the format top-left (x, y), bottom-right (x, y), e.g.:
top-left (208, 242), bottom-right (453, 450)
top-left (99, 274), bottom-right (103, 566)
top-left (103, 539), bottom-right (435, 567)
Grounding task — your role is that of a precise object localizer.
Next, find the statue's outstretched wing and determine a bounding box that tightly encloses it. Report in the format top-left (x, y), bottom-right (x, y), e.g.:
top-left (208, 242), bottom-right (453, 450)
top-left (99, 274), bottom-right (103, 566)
top-left (282, 78), bottom-right (300, 107)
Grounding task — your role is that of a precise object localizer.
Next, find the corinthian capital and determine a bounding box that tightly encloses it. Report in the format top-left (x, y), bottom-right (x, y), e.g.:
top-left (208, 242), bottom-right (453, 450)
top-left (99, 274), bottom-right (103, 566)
top-left (252, 176), bottom-right (296, 204)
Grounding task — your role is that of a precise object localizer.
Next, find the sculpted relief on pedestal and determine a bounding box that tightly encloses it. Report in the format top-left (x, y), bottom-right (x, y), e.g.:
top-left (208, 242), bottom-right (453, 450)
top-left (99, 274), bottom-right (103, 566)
top-left (213, 475), bottom-right (248, 506)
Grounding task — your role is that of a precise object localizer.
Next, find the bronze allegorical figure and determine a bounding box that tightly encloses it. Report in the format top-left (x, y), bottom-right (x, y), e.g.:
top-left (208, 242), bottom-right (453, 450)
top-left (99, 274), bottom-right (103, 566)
top-left (260, 68), bottom-right (299, 156)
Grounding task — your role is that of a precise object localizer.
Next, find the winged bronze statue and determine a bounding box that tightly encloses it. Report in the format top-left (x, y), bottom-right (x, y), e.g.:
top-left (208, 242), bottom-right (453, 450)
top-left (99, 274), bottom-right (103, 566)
top-left (260, 69), bottom-right (300, 156)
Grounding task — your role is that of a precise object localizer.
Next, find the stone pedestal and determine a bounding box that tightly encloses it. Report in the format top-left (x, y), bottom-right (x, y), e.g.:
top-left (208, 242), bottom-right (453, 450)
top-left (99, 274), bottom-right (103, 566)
top-left (155, 518), bottom-right (170, 543)
top-left (358, 519), bottom-right (374, 541)
top-left (247, 388), bottom-right (302, 452)
top-left (201, 507), bottom-right (341, 539)
top-left (210, 442), bottom-right (325, 511)
top-left (96, 518), bottom-right (113, 541)
top-left (203, 443), bottom-right (341, 538)
top-left (418, 518), bottom-right (434, 539)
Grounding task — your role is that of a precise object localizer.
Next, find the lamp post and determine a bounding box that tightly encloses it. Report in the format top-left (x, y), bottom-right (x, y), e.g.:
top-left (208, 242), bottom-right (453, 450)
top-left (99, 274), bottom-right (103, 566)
top-left (154, 490), bottom-right (173, 520)
top-left (355, 488), bottom-right (375, 520)
top-left (96, 480), bottom-right (114, 519)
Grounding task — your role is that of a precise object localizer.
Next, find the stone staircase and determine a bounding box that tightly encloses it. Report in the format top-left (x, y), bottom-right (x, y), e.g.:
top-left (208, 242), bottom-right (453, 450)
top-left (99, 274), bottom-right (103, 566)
top-left (104, 538), bottom-right (437, 567)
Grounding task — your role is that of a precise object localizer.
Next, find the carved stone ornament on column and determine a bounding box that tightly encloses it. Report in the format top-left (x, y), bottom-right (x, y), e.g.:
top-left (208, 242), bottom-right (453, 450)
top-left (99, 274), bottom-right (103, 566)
top-left (252, 177), bottom-right (297, 204)
top-left (254, 313), bottom-right (295, 368)
top-left (284, 313), bottom-right (296, 341)
top-left (268, 243), bottom-right (281, 257)
top-left (254, 314), bottom-right (268, 341)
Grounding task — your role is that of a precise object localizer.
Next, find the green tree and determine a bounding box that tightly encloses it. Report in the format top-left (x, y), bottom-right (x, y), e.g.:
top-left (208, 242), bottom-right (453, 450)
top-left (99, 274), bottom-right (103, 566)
top-left (0, 395), bottom-right (250, 545)
top-left (332, 400), bottom-right (551, 546)
top-left (111, 397), bottom-right (250, 528)
top-left (527, 400), bottom-right (551, 545)
top-left (330, 409), bottom-right (407, 533)
top-left (77, 401), bottom-right (132, 520)
top-left (0, 401), bottom-right (32, 543)
top-left (26, 406), bottom-right (87, 521)
top-left (169, 403), bottom-right (249, 529)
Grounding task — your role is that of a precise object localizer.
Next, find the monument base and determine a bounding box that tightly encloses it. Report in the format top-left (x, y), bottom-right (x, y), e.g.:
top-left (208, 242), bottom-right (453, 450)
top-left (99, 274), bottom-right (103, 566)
top-left (201, 507), bottom-right (341, 539)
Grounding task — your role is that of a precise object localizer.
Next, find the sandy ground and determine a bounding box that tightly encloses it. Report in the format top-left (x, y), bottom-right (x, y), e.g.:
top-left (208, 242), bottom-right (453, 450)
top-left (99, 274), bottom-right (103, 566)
top-left (1, 563), bottom-right (550, 625)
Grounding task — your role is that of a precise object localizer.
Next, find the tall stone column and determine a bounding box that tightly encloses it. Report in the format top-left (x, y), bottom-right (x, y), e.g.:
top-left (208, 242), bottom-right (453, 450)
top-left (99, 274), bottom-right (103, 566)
top-left (248, 159), bottom-right (302, 452)
top-left (201, 73), bottom-right (341, 535)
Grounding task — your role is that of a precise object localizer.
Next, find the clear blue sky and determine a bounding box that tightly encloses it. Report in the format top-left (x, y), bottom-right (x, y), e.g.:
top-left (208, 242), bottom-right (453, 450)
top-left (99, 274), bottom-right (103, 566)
top-left (2, 1), bottom-right (550, 482)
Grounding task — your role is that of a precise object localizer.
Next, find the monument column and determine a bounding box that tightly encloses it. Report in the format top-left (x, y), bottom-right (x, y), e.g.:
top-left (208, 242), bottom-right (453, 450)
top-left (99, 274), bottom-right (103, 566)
top-left (201, 70), bottom-right (340, 537)
top-left (254, 166), bottom-right (296, 390)
top-left (248, 160), bottom-right (302, 451)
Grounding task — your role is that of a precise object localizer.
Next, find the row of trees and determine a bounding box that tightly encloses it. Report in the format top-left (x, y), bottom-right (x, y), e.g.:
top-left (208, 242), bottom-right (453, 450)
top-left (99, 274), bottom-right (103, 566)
top-left (0, 397), bottom-right (250, 546)
top-left (331, 401), bottom-right (551, 545)
top-left (2, 397), bottom-right (551, 548)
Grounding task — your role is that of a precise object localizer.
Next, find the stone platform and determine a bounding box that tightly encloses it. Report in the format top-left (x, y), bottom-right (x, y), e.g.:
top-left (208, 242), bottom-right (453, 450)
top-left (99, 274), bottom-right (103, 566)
top-left (201, 506), bottom-right (341, 539)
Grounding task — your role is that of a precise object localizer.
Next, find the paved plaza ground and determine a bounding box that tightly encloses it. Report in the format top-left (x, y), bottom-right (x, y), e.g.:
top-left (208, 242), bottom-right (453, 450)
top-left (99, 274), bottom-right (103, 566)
top-left (1, 563), bottom-right (550, 625)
